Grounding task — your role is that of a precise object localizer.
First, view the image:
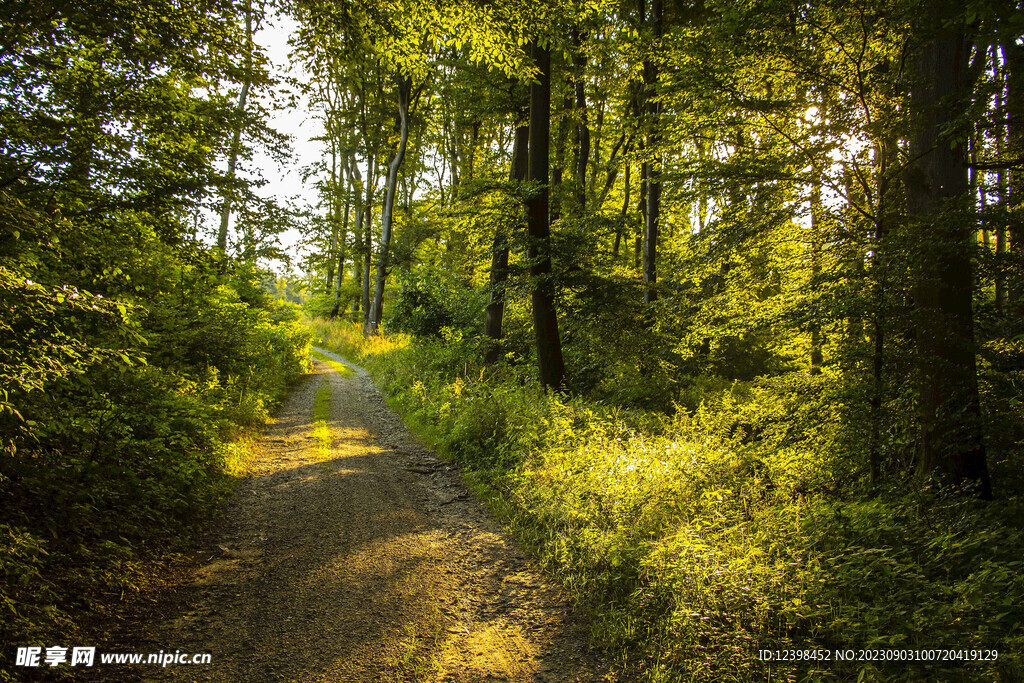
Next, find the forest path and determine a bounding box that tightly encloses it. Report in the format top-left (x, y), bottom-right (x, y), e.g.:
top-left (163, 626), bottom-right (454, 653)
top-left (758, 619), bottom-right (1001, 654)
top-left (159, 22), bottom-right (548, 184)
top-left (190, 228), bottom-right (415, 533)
top-left (129, 348), bottom-right (608, 682)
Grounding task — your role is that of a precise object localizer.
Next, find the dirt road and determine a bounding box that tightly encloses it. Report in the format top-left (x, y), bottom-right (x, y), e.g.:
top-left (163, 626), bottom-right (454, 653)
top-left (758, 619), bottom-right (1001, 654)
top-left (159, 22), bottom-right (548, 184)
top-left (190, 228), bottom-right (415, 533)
top-left (125, 348), bottom-right (609, 682)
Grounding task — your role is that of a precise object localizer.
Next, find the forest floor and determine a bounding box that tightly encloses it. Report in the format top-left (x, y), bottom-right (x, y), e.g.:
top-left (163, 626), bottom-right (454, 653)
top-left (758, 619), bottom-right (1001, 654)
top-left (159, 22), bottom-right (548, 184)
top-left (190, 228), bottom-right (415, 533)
top-left (93, 348), bottom-right (611, 682)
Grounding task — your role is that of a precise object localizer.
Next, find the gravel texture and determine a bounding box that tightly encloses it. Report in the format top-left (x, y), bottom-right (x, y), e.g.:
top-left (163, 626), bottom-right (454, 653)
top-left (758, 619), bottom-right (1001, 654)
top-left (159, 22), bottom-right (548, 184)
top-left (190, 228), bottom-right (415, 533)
top-left (102, 349), bottom-right (613, 682)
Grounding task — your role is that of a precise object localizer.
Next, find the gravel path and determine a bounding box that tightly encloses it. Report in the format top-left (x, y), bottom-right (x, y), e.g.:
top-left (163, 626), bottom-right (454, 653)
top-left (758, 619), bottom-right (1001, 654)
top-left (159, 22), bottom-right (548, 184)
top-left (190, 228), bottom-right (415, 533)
top-left (121, 349), bottom-right (610, 682)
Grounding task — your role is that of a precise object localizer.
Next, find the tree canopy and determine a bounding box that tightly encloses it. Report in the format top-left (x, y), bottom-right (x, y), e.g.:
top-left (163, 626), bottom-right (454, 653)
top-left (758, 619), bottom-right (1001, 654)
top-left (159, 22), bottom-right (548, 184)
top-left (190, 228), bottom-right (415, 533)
top-left (3, 0), bottom-right (1024, 678)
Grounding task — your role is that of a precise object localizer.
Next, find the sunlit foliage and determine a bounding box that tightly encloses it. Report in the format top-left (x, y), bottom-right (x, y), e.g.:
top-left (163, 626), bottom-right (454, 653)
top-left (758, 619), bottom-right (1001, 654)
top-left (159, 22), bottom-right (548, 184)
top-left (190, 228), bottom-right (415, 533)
top-left (298, 0), bottom-right (1024, 678)
top-left (0, 0), bottom-right (310, 663)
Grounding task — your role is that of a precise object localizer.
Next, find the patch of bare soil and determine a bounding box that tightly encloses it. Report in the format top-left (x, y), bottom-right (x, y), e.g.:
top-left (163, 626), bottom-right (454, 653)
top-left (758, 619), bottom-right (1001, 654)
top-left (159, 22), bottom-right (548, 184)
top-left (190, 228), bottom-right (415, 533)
top-left (99, 349), bottom-right (615, 682)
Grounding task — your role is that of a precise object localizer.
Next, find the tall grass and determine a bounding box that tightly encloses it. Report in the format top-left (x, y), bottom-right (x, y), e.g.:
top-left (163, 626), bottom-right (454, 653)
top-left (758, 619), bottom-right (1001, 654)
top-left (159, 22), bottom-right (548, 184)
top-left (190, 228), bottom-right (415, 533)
top-left (307, 317), bottom-right (1023, 682)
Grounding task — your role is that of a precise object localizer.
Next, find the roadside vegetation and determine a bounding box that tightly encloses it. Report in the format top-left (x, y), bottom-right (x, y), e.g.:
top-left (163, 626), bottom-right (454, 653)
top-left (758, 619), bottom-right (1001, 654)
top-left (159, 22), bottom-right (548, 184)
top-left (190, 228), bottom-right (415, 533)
top-left (294, 1), bottom-right (1024, 679)
top-left (309, 318), bottom-right (1023, 682)
top-left (1, 268), bottom-right (311, 670)
top-left (0, 2), bottom-right (310, 675)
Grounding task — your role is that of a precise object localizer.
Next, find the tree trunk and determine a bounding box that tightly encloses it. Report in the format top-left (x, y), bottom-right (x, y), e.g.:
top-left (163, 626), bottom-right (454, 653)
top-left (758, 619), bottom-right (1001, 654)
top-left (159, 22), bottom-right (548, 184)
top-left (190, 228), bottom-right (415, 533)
top-left (572, 26), bottom-right (590, 212)
top-left (362, 155), bottom-right (376, 327)
top-left (809, 182), bottom-right (823, 375)
top-left (613, 160), bottom-right (630, 259)
top-left (996, 88), bottom-right (1007, 310)
top-left (641, 0), bottom-right (662, 305)
top-left (994, 44), bottom-right (1006, 310)
top-left (348, 151), bottom-right (365, 320)
top-left (218, 0), bottom-right (253, 256)
top-left (330, 154), bottom-right (352, 319)
top-left (68, 60), bottom-right (101, 189)
top-left (696, 137), bottom-right (708, 232)
top-left (588, 96), bottom-right (605, 199)
top-left (367, 76), bottom-right (412, 336)
top-left (596, 132), bottom-right (628, 208)
top-left (906, 11), bottom-right (991, 497)
top-left (326, 141), bottom-right (339, 290)
top-left (550, 93), bottom-right (572, 224)
top-left (484, 122), bottom-right (529, 363)
top-left (1005, 39), bottom-right (1023, 304)
top-left (868, 136), bottom-right (895, 483)
top-left (526, 41), bottom-right (566, 391)
top-left (467, 120), bottom-right (480, 182)
top-left (638, 134), bottom-right (647, 271)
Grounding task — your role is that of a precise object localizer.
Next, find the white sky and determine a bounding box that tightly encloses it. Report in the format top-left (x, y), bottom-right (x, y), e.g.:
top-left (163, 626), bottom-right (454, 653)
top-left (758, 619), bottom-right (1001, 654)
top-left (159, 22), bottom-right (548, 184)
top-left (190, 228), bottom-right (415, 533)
top-left (251, 12), bottom-right (325, 269)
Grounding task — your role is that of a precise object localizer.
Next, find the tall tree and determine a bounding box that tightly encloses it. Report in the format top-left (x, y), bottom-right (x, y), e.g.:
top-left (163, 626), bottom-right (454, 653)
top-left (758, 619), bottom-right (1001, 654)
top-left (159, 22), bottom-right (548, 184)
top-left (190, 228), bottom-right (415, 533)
top-left (640, 0), bottom-right (662, 304)
top-left (571, 25), bottom-right (590, 211)
top-left (526, 40), bottom-right (566, 390)
top-left (347, 149), bottom-right (366, 320)
top-left (484, 115), bottom-right (530, 363)
top-left (330, 151), bottom-right (352, 319)
top-left (905, 2), bottom-right (991, 497)
top-left (367, 75), bottom-right (414, 335)
top-left (218, 0), bottom-right (256, 256)
top-left (1004, 38), bottom-right (1024, 304)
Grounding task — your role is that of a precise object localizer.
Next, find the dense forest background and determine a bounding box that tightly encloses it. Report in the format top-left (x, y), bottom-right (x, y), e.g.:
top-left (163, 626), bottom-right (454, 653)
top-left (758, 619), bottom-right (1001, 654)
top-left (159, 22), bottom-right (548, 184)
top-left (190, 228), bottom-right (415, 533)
top-left (3, 0), bottom-right (1024, 680)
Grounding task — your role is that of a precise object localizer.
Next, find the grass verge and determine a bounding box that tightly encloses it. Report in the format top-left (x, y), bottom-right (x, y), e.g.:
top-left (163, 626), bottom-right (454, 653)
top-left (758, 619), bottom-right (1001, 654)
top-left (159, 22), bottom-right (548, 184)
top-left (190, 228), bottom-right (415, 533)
top-left (306, 317), bottom-right (1024, 682)
top-left (1, 324), bottom-right (311, 682)
top-left (311, 377), bottom-right (334, 461)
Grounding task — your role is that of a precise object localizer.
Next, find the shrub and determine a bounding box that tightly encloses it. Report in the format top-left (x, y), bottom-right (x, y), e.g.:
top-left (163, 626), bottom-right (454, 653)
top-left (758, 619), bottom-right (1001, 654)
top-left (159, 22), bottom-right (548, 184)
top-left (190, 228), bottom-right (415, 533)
top-left (0, 269), bottom-right (311, 668)
top-left (310, 317), bottom-right (1024, 682)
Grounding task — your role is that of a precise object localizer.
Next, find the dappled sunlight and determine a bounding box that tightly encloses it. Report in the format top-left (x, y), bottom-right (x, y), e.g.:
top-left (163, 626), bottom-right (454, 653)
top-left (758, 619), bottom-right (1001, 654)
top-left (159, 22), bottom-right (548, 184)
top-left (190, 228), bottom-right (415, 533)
top-left (315, 311), bottom-right (1024, 681)
top-left (5, 0), bottom-right (1021, 679)
top-left (435, 621), bottom-right (538, 679)
top-left (133, 352), bottom-right (602, 682)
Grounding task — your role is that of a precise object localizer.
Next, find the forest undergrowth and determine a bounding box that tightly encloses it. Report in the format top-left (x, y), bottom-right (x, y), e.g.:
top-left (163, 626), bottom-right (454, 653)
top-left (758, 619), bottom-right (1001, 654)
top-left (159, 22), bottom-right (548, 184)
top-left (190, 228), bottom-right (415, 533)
top-left (0, 269), bottom-right (311, 679)
top-left (309, 317), bottom-right (1024, 682)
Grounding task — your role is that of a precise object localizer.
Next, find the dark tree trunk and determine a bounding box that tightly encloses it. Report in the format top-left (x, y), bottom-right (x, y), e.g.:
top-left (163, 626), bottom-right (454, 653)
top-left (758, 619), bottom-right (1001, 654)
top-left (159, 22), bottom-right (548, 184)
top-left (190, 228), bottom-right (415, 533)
top-left (696, 138), bottom-right (707, 232)
top-left (572, 26), bottom-right (590, 212)
top-left (526, 41), bottom-right (566, 391)
top-left (641, 0), bottom-right (662, 305)
top-left (326, 142), bottom-right (339, 290)
top-left (1004, 39), bottom-right (1023, 304)
top-left (906, 11), bottom-right (991, 498)
top-left (467, 120), bottom-right (480, 182)
top-left (809, 182), bottom-right (823, 375)
top-left (68, 74), bottom-right (99, 189)
top-left (994, 56), bottom-right (1007, 311)
top-left (550, 93), bottom-right (572, 224)
top-left (637, 134), bottom-right (647, 271)
top-left (348, 152), bottom-right (365, 320)
top-left (588, 96), bottom-right (605, 198)
top-left (330, 155), bottom-right (352, 320)
top-left (868, 137), bottom-right (895, 483)
top-left (361, 156), bottom-right (375, 327)
top-left (613, 160), bottom-right (630, 259)
top-left (996, 74), bottom-right (1007, 309)
top-left (484, 121), bottom-right (529, 364)
top-left (367, 76), bottom-right (412, 336)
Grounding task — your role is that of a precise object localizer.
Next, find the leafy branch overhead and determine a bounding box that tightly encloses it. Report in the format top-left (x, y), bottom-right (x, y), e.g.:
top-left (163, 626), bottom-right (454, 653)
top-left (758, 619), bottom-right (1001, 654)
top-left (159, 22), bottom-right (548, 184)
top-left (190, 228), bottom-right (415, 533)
top-left (4, 0), bottom-right (1024, 679)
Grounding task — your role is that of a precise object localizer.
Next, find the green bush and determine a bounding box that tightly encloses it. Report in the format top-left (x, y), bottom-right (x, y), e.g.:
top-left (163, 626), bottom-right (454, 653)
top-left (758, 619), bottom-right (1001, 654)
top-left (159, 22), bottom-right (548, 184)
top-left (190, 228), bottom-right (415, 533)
top-left (0, 267), bottom-right (311, 666)
top-left (310, 317), bottom-right (1024, 682)
top-left (386, 270), bottom-right (487, 338)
